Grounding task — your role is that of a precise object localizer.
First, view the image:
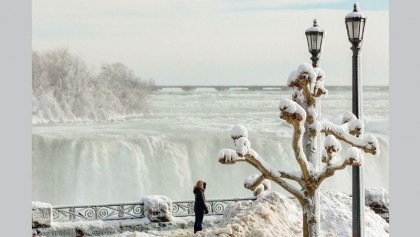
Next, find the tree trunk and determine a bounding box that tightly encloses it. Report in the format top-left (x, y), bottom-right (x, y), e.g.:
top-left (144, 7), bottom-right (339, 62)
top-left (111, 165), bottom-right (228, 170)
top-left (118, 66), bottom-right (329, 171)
top-left (302, 189), bottom-right (321, 237)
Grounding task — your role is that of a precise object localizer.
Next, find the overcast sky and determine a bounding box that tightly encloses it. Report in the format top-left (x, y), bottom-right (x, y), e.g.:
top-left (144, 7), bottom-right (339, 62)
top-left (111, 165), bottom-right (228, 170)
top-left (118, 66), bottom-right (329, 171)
top-left (32, 0), bottom-right (389, 86)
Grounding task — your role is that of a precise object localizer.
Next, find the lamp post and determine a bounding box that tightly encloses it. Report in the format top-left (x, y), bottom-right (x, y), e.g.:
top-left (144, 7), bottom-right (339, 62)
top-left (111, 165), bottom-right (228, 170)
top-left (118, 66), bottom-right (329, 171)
top-left (305, 19), bottom-right (325, 170)
top-left (345, 3), bottom-right (367, 237)
top-left (305, 19), bottom-right (325, 68)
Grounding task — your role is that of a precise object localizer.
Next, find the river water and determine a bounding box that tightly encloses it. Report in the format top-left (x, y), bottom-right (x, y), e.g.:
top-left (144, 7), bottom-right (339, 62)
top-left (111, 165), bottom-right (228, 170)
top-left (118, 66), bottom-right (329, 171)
top-left (32, 87), bottom-right (389, 205)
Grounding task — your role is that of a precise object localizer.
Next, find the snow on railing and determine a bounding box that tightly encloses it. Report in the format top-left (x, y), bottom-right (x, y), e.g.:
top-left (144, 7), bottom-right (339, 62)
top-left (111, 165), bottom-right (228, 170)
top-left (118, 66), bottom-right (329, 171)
top-left (51, 197), bottom-right (257, 222)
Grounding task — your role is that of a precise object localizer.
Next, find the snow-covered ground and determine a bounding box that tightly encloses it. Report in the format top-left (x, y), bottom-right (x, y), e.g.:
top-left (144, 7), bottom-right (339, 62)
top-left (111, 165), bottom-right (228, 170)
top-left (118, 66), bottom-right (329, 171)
top-left (35, 216), bottom-right (223, 237)
top-left (193, 190), bottom-right (388, 237)
top-left (35, 190), bottom-right (389, 237)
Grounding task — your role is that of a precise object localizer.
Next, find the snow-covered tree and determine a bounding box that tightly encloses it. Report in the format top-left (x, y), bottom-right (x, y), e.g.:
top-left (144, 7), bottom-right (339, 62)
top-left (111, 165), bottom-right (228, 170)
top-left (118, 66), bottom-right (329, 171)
top-left (217, 63), bottom-right (379, 237)
top-left (98, 63), bottom-right (149, 112)
top-left (32, 48), bottom-right (150, 123)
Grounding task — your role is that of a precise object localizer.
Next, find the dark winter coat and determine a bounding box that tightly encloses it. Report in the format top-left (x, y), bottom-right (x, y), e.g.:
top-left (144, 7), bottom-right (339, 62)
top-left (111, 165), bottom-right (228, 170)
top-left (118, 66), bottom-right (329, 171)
top-left (193, 187), bottom-right (208, 212)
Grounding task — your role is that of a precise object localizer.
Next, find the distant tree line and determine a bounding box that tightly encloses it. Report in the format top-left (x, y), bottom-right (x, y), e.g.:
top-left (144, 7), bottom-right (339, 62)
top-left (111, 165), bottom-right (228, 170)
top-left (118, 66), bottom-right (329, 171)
top-left (32, 48), bottom-right (152, 123)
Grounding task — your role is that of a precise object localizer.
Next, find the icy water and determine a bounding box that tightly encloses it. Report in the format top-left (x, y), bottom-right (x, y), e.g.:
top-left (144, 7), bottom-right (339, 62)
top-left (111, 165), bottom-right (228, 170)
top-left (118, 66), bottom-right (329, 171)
top-left (32, 87), bottom-right (389, 205)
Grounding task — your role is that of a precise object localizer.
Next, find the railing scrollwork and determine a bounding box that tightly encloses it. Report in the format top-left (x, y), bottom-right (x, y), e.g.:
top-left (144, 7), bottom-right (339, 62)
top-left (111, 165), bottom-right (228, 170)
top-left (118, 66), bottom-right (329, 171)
top-left (52, 202), bottom-right (145, 222)
top-left (52, 197), bottom-right (256, 222)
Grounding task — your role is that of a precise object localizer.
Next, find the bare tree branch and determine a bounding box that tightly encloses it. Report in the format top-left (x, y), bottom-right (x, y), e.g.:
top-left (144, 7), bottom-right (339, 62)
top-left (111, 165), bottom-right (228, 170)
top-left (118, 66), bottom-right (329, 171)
top-left (218, 149), bottom-right (246, 164)
top-left (299, 77), bottom-right (315, 107)
top-left (244, 150), bottom-right (305, 201)
top-left (246, 174), bottom-right (266, 190)
top-left (280, 171), bottom-right (305, 187)
top-left (279, 103), bottom-right (312, 182)
top-left (321, 120), bottom-right (378, 155)
top-left (317, 159), bottom-right (350, 185)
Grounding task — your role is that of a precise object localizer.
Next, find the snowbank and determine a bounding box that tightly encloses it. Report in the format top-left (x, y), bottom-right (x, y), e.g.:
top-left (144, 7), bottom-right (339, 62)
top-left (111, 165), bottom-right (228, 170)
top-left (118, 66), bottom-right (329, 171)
top-left (195, 191), bottom-right (301, 237)
top-left (365, 188), bottom-right (389, 208)
top-left (196, 190), bottom-right (388, 237)
top-left (365, 188), bottom-right (389, 222)
top-left (320, 190), bottom-right (388, 237)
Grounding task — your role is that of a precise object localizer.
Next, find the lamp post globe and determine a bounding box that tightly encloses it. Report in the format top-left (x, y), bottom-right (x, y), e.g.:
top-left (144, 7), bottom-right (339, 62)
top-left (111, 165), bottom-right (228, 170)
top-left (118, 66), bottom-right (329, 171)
top-left (305, 18), bottom-right (325, 68)
top-left (345, 2), bottom-right (367, 237)
top-left (345, 2), bottom-right (367, 45)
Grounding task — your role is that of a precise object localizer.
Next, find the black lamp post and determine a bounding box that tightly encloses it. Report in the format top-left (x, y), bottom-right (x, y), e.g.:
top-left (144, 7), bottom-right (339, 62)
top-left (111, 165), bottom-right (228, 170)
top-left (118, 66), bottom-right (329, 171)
top-left (305, 18), bottom-right (325, 68)
top-left (345, 3), bottom-right (367, 237)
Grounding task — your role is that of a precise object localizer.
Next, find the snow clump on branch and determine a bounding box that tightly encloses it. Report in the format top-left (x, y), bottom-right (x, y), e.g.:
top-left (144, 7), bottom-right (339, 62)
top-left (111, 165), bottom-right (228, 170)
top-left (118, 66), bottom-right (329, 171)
top-left (348, 119), bottom-right (365, 136)
top-left (344, 147), bottom-right (364, 166)
top-left (288, 70), bottom-right (299, 87)
top-left (279, 99), bottom-right (306, 122)
top-left (313, 68), bottom-right (328, 97)
top-left (218, 149), bottom-right (244, 164)
top-left (292, 87), bottom-right (306, 104)
top-left (244, 174), bottom-right (271, 196)
top-left (234, 137), bottom-right (251, 157)
top-left (297, 63), bottom-right (317, 82)
top-left (323, 135), bottom-right (341, 164)
top-left (287, 63), bottom-right (316, 90)
top-left (324, 135), bottom-right (342, 154)
top-left (231, 125), bottom-right (248, 140)
top-left (364, 135), bottom-right (380, 156)
top-left (341, 111), bottom-right (357, 124)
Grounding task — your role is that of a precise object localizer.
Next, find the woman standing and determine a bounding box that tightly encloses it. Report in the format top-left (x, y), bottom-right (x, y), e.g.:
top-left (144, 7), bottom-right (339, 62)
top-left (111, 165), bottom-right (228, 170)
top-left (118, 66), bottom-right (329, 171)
top-left (193, 180), bottom-right (209, 233)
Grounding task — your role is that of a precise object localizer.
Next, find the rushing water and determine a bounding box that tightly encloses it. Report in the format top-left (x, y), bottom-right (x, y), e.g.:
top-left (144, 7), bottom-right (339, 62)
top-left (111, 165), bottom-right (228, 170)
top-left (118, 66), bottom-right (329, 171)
top-left (32, 87), bottom-right (389, 205)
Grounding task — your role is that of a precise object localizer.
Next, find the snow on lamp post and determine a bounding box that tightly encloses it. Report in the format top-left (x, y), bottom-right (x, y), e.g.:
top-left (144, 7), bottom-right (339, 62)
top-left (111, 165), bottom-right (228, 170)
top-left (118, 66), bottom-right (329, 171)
top-left (306, 18), bottom-right (325, 180)
top-left (345, 2), bottom-right (367, 237)
top-left (305, 19), bottom-right (325, 68)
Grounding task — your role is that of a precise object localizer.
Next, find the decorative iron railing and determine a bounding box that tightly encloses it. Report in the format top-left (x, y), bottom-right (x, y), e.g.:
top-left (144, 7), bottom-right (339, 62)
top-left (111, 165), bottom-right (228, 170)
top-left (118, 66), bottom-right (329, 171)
top-left (52, 197), bottom-right (256, 222)
top-left (171, 197), bottom-right (257, 217)
top-left (52, 201), bottom-right (145, 222)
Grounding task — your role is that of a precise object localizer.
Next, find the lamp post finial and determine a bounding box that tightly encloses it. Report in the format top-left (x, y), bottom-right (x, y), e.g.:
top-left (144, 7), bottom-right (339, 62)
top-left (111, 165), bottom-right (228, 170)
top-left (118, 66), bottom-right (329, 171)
top-left (313, 18), bottom-right (318, 27)
top-left (354, 2), bottom-right (360, 12)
